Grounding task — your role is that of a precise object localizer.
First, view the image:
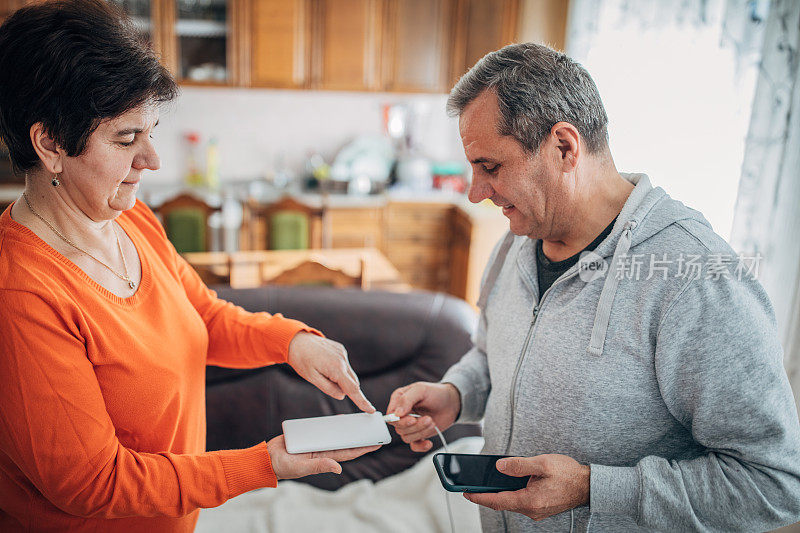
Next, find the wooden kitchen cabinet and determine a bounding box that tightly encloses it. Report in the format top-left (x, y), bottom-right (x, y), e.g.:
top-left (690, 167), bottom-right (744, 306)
top-left (381, 0), bottom-right (454, 93)
top-left (110, 0), bottom-right (162, 51)
top-left (110, 0), bottom-right (245, 85)
top-left (249, 0), bottom-right (309, 88)
top-left (448, 206), bottom-right (472, 299)
top-left (249, 0), bottom-right (382, 91)
top-left (0, 0), bottom-right (571, 94)
top-left (328, 206), bottom-right (384, 249)
top-left (447, 203), bottom-right (508, 306)
top-left (450, 0), bottom-right (520, 84)
top-left (517, 0), bottom-right (568, 52)
top-left (1, 0), bottom-right (168, 67)
top-left (0, 0), bottom-right (31, 23)
top-left (161, 0), bottom-right (243, 85)
top-left (381, 201), bottom-right (507, 302)
top-left (382, 202), bottom-right (452, 292)
top-left (310, 0), bottom-right (382, 91)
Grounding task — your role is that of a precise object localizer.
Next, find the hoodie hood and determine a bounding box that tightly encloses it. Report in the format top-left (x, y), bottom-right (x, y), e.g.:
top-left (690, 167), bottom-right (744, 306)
top-left (478, 173), bottom-right (715, 356)
top-left (594, 173), bottom-right (710, 257)
top-left (586, 173), bottom-right (712, 355)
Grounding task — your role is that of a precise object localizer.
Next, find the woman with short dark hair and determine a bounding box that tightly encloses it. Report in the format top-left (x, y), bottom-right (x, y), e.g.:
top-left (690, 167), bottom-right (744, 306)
top-left (0, 1), bottom-right (377, 531)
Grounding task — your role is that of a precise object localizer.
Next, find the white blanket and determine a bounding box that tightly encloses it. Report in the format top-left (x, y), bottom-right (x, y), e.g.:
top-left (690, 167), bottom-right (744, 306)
top-left (196, 437), bottom-right (485, 533)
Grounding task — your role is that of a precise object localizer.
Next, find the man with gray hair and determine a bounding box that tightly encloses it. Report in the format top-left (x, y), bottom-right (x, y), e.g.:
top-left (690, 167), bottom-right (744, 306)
top-left (387, 43), bottom-right (800, 532)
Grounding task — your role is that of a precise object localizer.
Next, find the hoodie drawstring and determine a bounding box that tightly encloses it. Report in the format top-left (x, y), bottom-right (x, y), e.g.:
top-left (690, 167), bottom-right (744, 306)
top-left (476, 231), bottom-right (516, 310)
top-left (588, 220), bottom-right (637, 356)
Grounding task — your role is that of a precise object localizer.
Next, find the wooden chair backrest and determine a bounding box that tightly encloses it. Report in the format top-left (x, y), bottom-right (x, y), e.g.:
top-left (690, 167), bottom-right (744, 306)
top-left (156, 193), bottom-right (221, 218)
top-left (154, 193), bottom-right (221, 252)
top-left (263, 197), bottom-right (321, 219)
top-left (267, 258), bottom-right (366, 289)
top-left (243, 196), bottom-right (326, 250)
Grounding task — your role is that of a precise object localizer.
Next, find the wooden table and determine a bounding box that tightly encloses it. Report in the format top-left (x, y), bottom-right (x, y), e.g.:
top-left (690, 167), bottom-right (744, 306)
top-left (183, 247), bottom-right (409, 291)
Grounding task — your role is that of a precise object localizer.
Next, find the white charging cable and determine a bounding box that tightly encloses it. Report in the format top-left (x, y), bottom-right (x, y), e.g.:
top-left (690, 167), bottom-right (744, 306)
top-left (384, 413), bottom-right (454, 533)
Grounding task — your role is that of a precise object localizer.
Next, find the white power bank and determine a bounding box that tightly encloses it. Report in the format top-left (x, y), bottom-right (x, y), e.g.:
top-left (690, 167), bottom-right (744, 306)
top-left (282, 411), bottom-right (392, 454)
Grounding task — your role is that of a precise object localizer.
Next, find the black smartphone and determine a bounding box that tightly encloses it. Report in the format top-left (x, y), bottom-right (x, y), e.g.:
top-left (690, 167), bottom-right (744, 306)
top-left (433, 453), bottom-right (530, 493)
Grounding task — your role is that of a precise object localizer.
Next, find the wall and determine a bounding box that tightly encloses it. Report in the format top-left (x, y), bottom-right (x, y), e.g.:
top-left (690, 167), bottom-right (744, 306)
top-left (149, 86), bottom-right (465, 185)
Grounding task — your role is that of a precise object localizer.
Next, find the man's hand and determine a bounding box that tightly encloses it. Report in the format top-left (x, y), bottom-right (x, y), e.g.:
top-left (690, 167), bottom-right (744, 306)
top-left (385, 382), bottom-right (461, 452)
top-left (463, 454), bottom-right (590, 521)
top-left (287, 332), bottom-right (375, 413)
top-left (266, 435), bottom-right (380, 480)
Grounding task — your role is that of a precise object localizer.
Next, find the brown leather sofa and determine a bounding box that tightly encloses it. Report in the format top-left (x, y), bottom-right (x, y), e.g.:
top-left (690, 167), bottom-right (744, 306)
top-left (206, 285), bottom-right (482, 490)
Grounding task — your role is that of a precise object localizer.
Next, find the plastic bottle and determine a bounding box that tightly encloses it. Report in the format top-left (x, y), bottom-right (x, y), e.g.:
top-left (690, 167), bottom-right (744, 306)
top-left (184, 132), bottom-right (204, 187)
top-left (205, 137), bottom-right (220, 190)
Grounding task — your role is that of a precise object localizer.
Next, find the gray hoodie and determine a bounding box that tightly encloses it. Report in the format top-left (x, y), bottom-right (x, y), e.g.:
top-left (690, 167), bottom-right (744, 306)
top-left (442, 174), bottom-right (800, 532)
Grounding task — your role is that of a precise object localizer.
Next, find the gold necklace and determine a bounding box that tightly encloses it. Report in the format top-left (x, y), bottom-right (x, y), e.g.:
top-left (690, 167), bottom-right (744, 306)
top-left (23, 193), bottom-right (136, 290)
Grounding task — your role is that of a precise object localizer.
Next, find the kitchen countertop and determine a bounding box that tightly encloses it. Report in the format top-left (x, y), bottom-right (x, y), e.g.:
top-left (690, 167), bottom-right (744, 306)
top-left (135, 181), bottom-right (500, 213)
top-left (2, 182), bottom-right (504, 220)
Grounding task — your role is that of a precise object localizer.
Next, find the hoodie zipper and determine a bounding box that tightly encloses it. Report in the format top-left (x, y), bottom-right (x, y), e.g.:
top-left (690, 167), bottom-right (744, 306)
top-left (502, 269), bottom-right (580, 455)
top-left (499, 270), bottom-right (580, 533)
top-left (502, 219), bottom-right (638, 453)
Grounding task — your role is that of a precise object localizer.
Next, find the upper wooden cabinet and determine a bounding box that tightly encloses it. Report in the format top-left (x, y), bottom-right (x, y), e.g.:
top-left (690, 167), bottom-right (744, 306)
top-left (248, 0), bottom-right (383, 91)
top-left (311, 0), bottom-right (382, 91)
top-left (110, 0), bottom-right (160, 50)
top-left (246, 0), bottom-right (528, 93)
top-left (517, 0), bottom-right (568, 52)
top-left (1, 0), bottom-right (168, 69)
top-left (0, 0), bottom-right (32, 23)
top-left (164, 0), bottom-right (243, 85)
top-left (451, 0), bottom-right (520, 84)
top-left (109, 0), bottom-right (236, 85)
top-left (382, 0), bottom-right (454, 93)
top-left (0, 0), bottom-right (567, 93)
top-left (249, 0), bottom-right (309, 88)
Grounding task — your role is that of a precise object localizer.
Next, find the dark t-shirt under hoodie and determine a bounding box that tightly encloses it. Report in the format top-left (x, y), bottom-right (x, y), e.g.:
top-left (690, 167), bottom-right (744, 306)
top-left (535, 216), bottom-right (617, 298)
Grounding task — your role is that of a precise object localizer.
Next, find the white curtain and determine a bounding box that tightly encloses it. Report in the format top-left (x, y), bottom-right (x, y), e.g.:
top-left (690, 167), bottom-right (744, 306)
top-left (565, 0), bottom-right (767, 241)
top-left (565, 0), bottom-right (800, 407)
top-left (728, 0), bottom-right (800, 407)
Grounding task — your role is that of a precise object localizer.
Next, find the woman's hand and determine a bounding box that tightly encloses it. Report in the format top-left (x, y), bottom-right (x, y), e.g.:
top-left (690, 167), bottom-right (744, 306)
top-left (287, 332), bottom-right (375, 413)
top-left (266, 435), bottom-right (381, 480)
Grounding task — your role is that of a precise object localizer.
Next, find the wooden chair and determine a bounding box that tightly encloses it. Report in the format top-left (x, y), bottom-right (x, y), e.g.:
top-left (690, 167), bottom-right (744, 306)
top-left (244, 196), bottom-right (327, 251)
top-left (182, 251), bottom-right (230, 286)
top-left (267, 258), bottom-right (367, 289)
top-left (154, 193), bottom-right (221, 253)
top-left (183, 248), bottom-right (409, 291)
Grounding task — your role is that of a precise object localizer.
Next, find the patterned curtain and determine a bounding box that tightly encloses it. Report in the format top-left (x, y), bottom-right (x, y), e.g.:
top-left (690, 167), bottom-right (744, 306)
top-left (729, 0), bottom-right (800, 404)
top-left (564, 0), bottom-right (768, 239)
top-left (567, 0), bottom-right (767, 69)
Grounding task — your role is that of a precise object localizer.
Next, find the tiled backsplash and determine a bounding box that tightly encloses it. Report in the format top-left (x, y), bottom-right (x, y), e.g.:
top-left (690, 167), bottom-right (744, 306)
top-left (150, 86), bottom-right (466, 185)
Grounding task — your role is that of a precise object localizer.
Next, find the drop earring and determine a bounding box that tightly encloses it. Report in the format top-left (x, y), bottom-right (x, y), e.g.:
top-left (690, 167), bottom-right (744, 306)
top-left (51, 174), bottom-right (60, 187)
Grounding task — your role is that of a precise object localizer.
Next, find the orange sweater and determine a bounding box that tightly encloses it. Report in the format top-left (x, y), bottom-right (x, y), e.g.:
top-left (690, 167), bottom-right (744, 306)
top-left (0, 200), bottom-right (317, 532)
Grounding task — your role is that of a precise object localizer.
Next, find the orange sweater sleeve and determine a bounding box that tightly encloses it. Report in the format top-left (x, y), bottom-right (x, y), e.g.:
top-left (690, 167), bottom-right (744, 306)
top-left (0, 288), bottom-right (276, 519)
top-left (175, 253), bottom-right (322, 368)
